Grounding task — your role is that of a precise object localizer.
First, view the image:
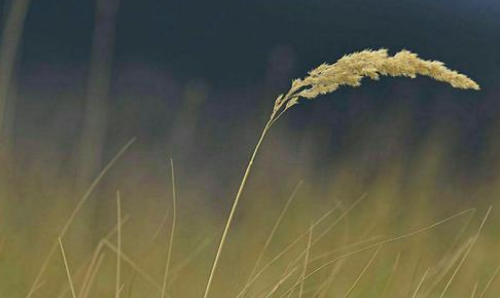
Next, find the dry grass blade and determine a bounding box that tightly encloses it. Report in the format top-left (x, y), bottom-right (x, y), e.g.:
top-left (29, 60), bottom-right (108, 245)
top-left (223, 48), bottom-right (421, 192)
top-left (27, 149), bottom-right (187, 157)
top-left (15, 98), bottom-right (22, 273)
top-left (262, 268), bottom-right (299, 298)
top-left (438, 206), bottom-right (492, 298)
top-left (314, 255), bottom-right (347, 298)
top-left (298, 225), bottom-right (313, 298)
top-left (470, 281), bottom-right (479, 298)
top-left (55, 255), bottom-right (93, 298)
top-left (116, 191), bottom-right (122, 298)
top-left (280, 243), bottom-right (382, 298)
top-left (310, 235), bottom-right (384, 265)
top-left (411, 268), bottom-right (430, 298)
top-left (250, 260), bottom-right (297, 298)
top-left (28, 280), bottom-right (46, 296)
top-left (378, 252), bottom-right (402, 298)
top-left (169, 236), bottom-right (215, 285)
top-left (478, 259), bottom-right (500, 298)
top-left (81, 253), bottom-right (106, 298)
top-left (58, 238), bottom-right (77, 298)
top-left (341, 245), bottom-right (383, 298)
top-left (160, 159), bottom-right (177, 298)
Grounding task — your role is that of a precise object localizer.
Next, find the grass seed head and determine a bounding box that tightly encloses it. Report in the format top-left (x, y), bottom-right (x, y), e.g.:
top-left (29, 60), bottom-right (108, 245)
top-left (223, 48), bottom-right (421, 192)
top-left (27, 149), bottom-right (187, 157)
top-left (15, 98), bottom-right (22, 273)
top-left (272, 49), bottom-right (480, 119)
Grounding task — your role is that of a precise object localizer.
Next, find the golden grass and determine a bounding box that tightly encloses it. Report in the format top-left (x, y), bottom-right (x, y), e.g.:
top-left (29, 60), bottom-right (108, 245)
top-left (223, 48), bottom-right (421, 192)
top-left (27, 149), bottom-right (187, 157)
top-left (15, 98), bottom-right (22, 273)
top-left (0, 161), bottom-right (497, 298)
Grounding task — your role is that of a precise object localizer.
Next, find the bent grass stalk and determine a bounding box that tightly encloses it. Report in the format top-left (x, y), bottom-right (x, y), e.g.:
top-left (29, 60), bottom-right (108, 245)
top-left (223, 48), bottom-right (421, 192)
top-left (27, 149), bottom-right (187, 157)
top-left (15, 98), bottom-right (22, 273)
top-left (201, 49), bottom-right (479, 298)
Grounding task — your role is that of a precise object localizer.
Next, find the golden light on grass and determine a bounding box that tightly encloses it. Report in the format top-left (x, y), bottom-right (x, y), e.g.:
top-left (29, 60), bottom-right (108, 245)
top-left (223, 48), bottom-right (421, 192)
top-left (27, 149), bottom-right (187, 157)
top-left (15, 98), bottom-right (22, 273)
top-left (0, 46), bottom-right (490, 298)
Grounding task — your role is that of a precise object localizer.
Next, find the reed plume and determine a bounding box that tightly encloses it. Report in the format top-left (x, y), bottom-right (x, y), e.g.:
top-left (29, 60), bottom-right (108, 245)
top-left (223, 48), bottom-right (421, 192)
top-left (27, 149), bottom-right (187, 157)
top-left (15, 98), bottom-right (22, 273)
top-left (271, 49), bottom-right (479, 122)
top-left (202, 49), bottom-right (479, 298)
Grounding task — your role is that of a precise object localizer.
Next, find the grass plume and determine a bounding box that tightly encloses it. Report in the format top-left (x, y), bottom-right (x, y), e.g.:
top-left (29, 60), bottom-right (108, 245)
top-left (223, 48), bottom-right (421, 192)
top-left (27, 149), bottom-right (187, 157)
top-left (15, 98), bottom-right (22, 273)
top-left (272, 49), bottom-right (479, 122)
top-left (202, 48), bottom-right (479, 298)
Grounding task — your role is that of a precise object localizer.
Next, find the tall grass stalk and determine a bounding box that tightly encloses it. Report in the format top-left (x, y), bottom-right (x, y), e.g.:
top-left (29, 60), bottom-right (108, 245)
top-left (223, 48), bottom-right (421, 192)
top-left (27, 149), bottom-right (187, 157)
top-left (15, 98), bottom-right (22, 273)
top-left (202, 49), bottom-right (479, 298)
top-left (202, 119), bottom-right (274, 298)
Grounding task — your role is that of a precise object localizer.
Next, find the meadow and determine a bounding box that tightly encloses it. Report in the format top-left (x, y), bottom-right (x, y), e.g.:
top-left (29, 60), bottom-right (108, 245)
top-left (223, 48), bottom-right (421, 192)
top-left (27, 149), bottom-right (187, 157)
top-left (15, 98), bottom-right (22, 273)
top-left (1, 47), bottom-right (500, 298)
top-left (1, 0), bottom-right (500, 297)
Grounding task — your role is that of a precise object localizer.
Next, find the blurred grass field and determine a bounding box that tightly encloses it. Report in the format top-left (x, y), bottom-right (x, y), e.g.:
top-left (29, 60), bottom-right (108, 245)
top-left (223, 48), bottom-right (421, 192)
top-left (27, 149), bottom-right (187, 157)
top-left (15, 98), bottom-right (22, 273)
top-left (1, 0), bottom-right (500, 297)
top-left (1, 108), bottom-right (500, 297)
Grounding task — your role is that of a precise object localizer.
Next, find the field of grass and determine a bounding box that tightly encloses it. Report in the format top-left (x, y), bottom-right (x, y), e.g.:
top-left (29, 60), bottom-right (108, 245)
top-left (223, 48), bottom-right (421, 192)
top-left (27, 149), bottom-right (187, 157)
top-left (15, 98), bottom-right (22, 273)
top-left (1, 51), bottom-right (499, 298)
top-left (1, 0), bottom-right (499, 297)
top-left (1, 127), bottom-right (500, 298)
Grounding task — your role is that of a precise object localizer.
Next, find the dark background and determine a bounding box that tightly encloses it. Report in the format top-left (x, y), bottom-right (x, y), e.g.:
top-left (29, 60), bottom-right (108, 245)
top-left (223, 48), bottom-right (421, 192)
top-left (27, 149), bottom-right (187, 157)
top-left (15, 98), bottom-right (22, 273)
top-left (9, 0), bottom-right (498, 85)
top-left (1, 0), bottom-right (500, 193)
